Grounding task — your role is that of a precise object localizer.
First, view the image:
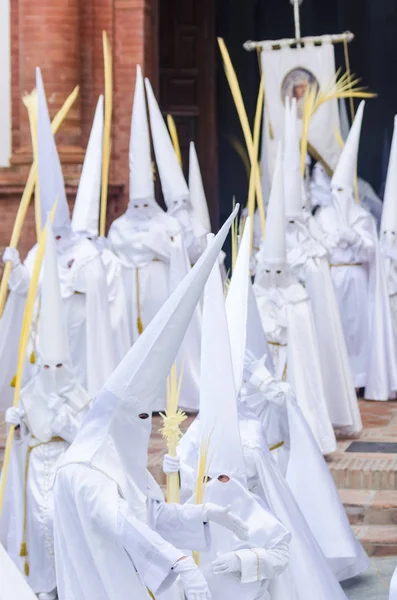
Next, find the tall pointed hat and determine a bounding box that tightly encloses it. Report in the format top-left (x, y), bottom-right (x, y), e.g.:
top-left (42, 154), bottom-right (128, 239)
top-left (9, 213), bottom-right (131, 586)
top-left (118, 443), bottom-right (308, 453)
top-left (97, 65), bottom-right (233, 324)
top-left (284, 98), bottom-right (304, 217)
top-left (331, 101), bottom-right (365, 191)
top-left (260, 102), bottom-right (271, 208)
top-left (38, 219), bottom-right (71, 365)
top-left (71, 96), bottom-right (104, 236)
top-left (189, 142), bottom-right (211, 232)
top-left (36, 68), bottom-right (70, 233)
top-left (261, 143), bottom-right (286, 267)
top-left (225, 217), bottom-right (251, 393)
top-left (200, 235), bottom-right (247, 485)
top-left (104, 205), bottom-right (239, 409)
top-left (129, 66), bottom-right (159, 210)
top-left (144, 78), bottom-right (190, 208)
top-left (381, 115), bottom-right (397, 234)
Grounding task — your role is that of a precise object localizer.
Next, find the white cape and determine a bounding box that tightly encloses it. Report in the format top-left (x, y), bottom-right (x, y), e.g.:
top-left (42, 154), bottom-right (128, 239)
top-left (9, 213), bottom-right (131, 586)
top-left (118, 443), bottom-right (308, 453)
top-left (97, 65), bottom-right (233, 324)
top-left (0, 542), bottom-right (37, 600)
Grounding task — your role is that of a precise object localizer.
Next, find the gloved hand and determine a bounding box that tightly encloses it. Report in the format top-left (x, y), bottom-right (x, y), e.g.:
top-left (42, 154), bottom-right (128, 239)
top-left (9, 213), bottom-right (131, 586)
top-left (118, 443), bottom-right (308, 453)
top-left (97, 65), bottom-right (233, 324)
top-left (95, 236), bottom-right (109, 253)
top-left (203, 503), bottom-right (248, 540)
top-left (48, 393), bottom-right (63, 411)
top-left (5, 406), bottom-right (24, 426)
top-left (212, 552), bottom-right (241, 576)
top-left (2, 247), bottom-right (20, 268)
top-left (172, 556), bottom-right (211, 600)
top-left (339, 227), bottom-right (357, 245)
top-left (162, 453), bottom-right (181, 475)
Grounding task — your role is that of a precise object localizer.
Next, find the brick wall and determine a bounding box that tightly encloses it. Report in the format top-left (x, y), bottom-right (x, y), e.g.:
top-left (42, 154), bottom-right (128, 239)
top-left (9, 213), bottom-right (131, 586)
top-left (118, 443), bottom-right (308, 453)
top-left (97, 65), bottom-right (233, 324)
top-left (0, 0), bottom-right (157, 266)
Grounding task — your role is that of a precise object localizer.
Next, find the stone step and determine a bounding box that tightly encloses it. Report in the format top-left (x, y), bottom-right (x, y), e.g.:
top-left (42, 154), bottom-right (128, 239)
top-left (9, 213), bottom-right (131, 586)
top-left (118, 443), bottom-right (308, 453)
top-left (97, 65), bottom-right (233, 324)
top-left (329, 452), bottom-right (397, 491)
top-left (339, 489), bottom-right (397, 526)
top-left (352, 525), bottom-right (397, 557)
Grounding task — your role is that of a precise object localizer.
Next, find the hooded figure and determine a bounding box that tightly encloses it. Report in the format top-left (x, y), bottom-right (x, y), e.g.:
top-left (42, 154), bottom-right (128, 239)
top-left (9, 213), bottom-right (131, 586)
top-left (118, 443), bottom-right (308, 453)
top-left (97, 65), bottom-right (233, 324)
top-left (316, 102), bottom-right (397, 400)
top-left (71, 95), bottom-right (131, 363)
top-left (380, 116), bottom-right (397, 333)
top-left (145, 80), bottom-right (207, 265)
top-left (253, 144), bottom-right (336, 454)
top-left (0, 221), bottom-right (91, 600)
top-left (0, 68), bottom-right (117, 400)
top-left (109, 68), bottom-right (202, 411)
top-left (165, 222), bottom-right (356, 599)
top-left (284, 99), bottom-right (362, 433)
top-left (228, 213), bottom-right (368, 583)
top-left (164, 226), bottom-right (292, 600)
top-left (52, 208), bottom-right (255, 600)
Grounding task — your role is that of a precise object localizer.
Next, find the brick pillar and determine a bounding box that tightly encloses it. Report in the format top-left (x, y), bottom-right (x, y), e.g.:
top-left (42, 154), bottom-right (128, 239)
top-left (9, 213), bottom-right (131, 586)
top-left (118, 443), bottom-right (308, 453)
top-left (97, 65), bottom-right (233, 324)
top-left (16, 0), bottom-right (82, 155)
top-left (111, 0), bottom-right (157, 218)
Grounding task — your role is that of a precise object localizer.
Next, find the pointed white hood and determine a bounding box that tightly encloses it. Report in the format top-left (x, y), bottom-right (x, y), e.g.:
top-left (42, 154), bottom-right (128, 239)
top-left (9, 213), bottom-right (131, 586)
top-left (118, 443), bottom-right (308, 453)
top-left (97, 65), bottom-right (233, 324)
top-left (128, 66), bottom-right (160, 217)
top-left (38, 220), bottom-right (71, 366)
top-left (284, 98), bottom-right (304, 217)
top-left (36, 67), bottom-right (70, 234)
top-left (63, 206), bottom-right (239, 505)
top-left (200, 236), bottom-right (247, 485)
top-left (261, 144), bottom-right (286, 267)
top-left (225, 217), bottom-right (251, 393)
top-left (381, 115), bottom-right (397, 235)
top-left (145, 78), bottom-right (190, 208)
top-left (189, 142), bottom-right (211, 232)
top-left (71, 96), bottom-right (104, 237)
top-left (332, 101), bottom-right (365, 191)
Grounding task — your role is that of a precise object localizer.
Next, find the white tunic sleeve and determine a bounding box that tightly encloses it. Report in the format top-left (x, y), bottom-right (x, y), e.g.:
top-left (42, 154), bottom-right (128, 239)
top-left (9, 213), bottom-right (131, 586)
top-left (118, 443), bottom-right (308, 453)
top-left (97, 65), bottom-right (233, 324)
top-left (150, 500), bottom-right (210, 552)
top-left (235, 539), bottom-right (290, 584)
top-left (117, 497), bottom-right (184, 595)
top-left (8, 263), bottom-right (31, 296)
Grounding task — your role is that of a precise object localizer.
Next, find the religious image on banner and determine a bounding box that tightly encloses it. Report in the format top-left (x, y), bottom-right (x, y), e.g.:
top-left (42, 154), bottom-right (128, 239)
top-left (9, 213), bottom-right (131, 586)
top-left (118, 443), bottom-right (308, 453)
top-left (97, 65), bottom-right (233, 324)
top-left (259, 41), bottom-right (342, 179)
top-left (281, 67), bottom-right (319, 119)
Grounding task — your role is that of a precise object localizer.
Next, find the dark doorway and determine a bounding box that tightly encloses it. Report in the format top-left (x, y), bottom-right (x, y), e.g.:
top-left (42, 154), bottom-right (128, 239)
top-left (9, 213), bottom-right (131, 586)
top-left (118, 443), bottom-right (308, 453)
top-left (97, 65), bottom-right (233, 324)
top-left (158, 0), bottom-right (217, 225)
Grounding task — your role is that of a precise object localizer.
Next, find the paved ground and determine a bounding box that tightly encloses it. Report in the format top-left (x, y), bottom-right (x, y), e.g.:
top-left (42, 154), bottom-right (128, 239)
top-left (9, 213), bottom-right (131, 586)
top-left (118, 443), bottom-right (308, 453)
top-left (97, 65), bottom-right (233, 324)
top-left (343, 556), bottom-right (395, 599)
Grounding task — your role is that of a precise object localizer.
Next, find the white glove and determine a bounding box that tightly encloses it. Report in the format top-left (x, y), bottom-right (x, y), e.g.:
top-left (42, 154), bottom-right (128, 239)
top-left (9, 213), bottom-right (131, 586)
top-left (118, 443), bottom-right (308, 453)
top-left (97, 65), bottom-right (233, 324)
top-left (339, 227), bottom-right (357, 245)
top-left (48, 393), bottom-right (63, 411)
top-left (2, 247), bottom-right (20, 268)
top-left (172, 557), bottom-right (211, 600)
top-left (212, 552), bottom-right (241, 576)
top-left (162, 453), bottom-right (181, 475)
top-left (95, 236), bottom-right (109, 252)
top-left (5, 406), bottom-right (23, 426)
top-left (203, 503), bottom-right (248, 540)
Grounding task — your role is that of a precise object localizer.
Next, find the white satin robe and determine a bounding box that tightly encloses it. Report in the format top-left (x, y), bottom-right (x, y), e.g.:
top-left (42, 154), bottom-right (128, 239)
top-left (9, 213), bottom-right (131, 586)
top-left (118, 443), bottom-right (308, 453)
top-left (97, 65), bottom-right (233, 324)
top-left (286, 214), bottom-right (362, 433)
top-left (0, 393), bottom-right (87, 595)
top-left (316, 205), bottom-right (397, 400)
top-left (253, 273), bottom-right (336, 455)
top-left (239, 379), bottom-right (368, 583)
top-left (381, 240), bottom-right (397, 334)
top-left (54, 462), bottom-right (211, 600)
top-left (108, 213), bottom-right (201, 411)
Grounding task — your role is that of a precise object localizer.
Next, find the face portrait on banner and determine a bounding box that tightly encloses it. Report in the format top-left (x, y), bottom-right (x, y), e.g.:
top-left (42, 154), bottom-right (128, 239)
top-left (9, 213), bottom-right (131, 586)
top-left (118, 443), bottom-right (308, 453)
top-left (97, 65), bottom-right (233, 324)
top-left (281, 67), bottom-right (319, 119)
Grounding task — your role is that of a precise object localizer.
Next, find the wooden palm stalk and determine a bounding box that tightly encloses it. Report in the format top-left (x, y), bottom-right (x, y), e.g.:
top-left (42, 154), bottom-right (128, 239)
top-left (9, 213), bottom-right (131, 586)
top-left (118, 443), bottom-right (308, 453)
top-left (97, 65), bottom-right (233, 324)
top-left (0, 85), bottom-right (79, 318)
top-left (0, 205), bottom-right (56, 515)
top-left (167, 115), bottom-right (183, 168)
top-left (218, 38), bottom-right (266, 239)
top-left (192, 435), bottom-right (212, 566)
top-left (247, 74), bottom-right (264, 250)
top-left (99, 30), bottom-right (113, 237)
top-left (159, 363), bottom-right (186, 504)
